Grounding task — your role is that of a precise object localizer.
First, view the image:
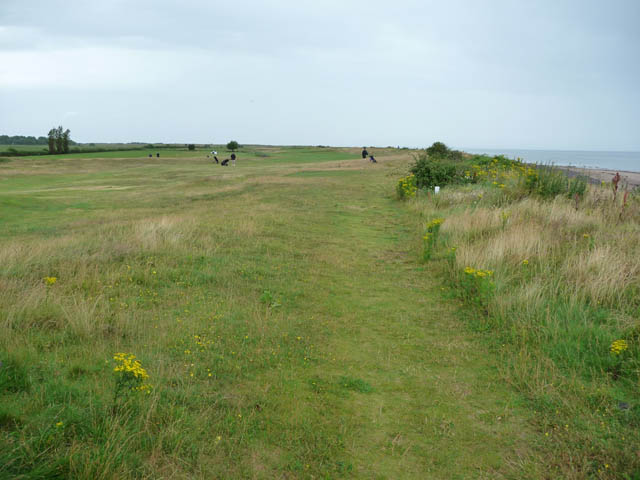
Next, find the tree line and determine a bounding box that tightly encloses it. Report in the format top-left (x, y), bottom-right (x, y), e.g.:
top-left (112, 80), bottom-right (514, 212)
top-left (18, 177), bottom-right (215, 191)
top-left (0, 135), bottom-right (49, 145)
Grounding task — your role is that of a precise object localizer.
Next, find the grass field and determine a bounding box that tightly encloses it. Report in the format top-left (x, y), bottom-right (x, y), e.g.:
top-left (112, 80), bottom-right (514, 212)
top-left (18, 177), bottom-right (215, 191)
top-left (1, 146), bottom-right (623, 478)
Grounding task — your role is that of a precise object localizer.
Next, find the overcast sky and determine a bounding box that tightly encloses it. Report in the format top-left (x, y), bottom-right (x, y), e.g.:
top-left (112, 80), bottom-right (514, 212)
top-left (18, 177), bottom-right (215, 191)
top-left (1, 0), bottom-right (638, 150)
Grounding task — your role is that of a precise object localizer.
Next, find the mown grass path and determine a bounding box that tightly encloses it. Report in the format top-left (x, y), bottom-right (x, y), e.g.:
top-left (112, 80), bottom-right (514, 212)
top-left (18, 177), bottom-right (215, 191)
top-left (244, 163), bottom-right (542, 478)
top-left (0, 149), bottom-right (544, 478)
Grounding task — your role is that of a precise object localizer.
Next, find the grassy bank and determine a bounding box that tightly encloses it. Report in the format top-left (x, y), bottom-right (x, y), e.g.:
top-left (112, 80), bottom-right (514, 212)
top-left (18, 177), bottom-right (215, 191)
top-left (401, 152), bottom-right (640, 478)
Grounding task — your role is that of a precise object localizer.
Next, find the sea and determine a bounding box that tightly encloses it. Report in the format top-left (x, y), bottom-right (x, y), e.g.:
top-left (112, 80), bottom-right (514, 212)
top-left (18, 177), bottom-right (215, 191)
top-left (464, 149), bottom-right (640, 173)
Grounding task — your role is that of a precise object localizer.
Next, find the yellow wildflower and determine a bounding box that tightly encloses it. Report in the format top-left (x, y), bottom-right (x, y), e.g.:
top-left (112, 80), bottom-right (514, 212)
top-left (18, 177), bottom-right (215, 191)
top-left (113, 353), bottom-right (149, 379)
top-left (610, 339), bottom-right (628, 355)
top-left (426, 218), bottom-right (444, 228)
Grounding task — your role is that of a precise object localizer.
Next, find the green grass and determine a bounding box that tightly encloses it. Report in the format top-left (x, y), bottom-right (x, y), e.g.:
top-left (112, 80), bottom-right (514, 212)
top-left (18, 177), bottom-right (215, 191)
top-left (1, 147), bottom-right (558, 478)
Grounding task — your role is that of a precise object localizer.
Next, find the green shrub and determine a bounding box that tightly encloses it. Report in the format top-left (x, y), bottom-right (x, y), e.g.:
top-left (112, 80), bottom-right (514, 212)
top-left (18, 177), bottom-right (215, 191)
top-left (474, 154), bottom-right (520, 169)
top-left (426, 141), bottom-right (450, 157)
top-left (425, 141), bottom-right (464, 161)
top-left (410, 153), bottom-right (462, 189)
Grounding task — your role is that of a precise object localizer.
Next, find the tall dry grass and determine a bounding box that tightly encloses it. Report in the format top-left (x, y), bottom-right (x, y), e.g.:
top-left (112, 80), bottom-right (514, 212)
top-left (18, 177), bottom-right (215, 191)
top-left (409, 182), bottom-right (640, 477)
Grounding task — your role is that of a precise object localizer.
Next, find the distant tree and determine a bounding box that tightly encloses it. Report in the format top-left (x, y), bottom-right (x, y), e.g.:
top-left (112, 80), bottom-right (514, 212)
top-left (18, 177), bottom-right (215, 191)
top-left (47, 129), bottom-right (56, 154)
top-left (62, 129), bottom-right (71, 153)
top-left (226, 140), bottom-right (239, 152)
top-left (55, 126), bottom-right (64, 153)
top-left (187, 144), bottom-right (196, 151)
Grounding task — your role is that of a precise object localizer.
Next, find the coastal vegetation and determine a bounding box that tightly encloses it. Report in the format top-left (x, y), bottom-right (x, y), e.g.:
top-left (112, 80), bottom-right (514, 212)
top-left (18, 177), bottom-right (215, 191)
top-left (400, 143), bottom-right (640, 477)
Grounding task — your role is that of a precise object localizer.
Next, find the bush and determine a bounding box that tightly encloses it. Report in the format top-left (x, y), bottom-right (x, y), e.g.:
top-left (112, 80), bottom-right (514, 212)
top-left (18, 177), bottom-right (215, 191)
top-left (187, 144), bottom-right (195, 151)
top-left (425, 141), bottom-right (463, 161)
top-left (426, 142), bottom-right (450, 157)
top-left (410, 152), bottom-right (462, 189)
top-left (226, 140), bottom-right (239, 151)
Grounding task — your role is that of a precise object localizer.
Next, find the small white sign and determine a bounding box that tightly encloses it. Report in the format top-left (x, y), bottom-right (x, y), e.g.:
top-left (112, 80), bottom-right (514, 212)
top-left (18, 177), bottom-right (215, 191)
top-left (434, 186), bottom-right (440, 194)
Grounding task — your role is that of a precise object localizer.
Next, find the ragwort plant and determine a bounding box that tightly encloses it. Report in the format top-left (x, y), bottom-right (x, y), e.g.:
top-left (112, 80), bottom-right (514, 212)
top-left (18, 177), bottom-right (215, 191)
top-left (396, 173), bottom-right (417, 199)
top-left (422, 218), bottom-right (444, 261)
top-left (460, 267), bottom-right (495, 311)
top-left (608, 339), bottom-right (632, 380)
top-left (112, 353), bottom-right (152, 407)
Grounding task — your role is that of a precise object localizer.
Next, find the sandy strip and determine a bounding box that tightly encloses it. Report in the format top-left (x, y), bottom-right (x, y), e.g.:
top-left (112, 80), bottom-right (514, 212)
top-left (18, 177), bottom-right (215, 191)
top-left (559, 166), bottom-right (640, 188)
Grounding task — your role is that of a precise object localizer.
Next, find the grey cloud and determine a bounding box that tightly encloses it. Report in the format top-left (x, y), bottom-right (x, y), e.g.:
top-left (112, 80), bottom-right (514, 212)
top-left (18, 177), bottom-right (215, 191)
top-left (1, 0), bottom-right (639, 149)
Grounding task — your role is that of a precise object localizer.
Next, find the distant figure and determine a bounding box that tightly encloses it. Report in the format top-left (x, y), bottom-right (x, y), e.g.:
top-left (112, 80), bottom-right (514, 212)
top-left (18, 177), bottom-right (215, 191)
top-left (214, 156), bottom-right (219, 164)
top-left (156, 153), bottom-right (160, 158)
top-left (369, 155), bottom-right (377, 163)
top-left (221, 158), bottom-right (229, 166)
top-left (231, 153), bottom-right (236, 166)
top-left (361, 147), bottom-right (368, 159)
top-left (148, 154), bottom-right (152, 158)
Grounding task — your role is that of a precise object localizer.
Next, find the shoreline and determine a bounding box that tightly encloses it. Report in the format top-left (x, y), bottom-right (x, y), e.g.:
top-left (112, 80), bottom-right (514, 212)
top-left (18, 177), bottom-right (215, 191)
top-left (557, 166), bottom-right (640, 188)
